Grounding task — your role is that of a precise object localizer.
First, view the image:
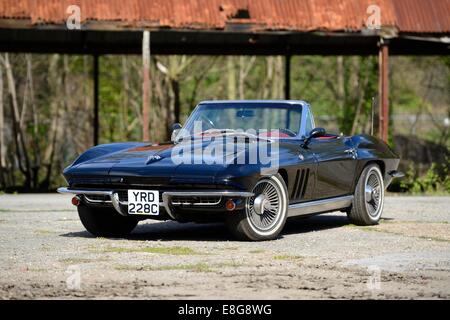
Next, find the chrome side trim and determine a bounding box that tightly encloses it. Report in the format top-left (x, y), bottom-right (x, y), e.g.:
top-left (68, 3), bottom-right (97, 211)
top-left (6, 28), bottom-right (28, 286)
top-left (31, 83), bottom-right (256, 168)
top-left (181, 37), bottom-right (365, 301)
top-left (288, 195), bottom-right (353, 217)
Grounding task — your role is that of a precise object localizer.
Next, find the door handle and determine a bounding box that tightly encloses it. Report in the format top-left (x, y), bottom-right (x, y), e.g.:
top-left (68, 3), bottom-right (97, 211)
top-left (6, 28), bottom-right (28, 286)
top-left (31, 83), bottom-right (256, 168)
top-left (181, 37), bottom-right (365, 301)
top-left (344, 148), bottom-right (357, 159)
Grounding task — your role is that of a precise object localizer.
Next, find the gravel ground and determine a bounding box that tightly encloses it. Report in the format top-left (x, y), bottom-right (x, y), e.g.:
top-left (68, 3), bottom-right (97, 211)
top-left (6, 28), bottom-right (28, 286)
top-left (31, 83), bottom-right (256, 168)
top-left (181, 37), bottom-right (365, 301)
top-left (0, 194), bottom-right (449, 299)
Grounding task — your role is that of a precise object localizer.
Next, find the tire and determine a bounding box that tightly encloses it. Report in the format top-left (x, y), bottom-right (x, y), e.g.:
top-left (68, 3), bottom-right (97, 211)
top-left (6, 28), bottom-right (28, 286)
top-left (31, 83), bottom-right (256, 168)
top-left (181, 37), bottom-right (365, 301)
top-left (226, 174), bottom-right (288, 241)
top-left (347, 164), bottom-right (385, 226)
top-left (78, 205), bottom-right (138, 237)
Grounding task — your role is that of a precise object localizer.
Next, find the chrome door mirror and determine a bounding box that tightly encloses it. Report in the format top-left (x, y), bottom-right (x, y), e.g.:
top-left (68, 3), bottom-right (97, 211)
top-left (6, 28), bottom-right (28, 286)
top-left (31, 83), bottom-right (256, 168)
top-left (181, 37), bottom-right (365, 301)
top-left (302, 127), bottom-right (326, 147)
top-left (171, 123), bottom-right (182, 142)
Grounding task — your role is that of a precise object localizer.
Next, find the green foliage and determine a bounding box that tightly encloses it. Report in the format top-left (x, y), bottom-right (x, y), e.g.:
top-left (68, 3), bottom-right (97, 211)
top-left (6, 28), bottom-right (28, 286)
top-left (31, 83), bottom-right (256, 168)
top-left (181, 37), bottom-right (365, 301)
top-left (400, 160), bottom-right (450, 194)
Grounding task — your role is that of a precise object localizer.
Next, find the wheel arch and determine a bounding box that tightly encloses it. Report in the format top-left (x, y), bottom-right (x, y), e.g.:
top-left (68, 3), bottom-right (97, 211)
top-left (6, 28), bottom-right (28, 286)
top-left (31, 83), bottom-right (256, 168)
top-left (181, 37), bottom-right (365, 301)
top-left (347, 159), bottom-right (385, 225)
top-left (277, 168), bottom-right (289, 188)
top-left (364, 160), bottom-right (385, 176)
top-left (352, 159), bottom-right (386, 194)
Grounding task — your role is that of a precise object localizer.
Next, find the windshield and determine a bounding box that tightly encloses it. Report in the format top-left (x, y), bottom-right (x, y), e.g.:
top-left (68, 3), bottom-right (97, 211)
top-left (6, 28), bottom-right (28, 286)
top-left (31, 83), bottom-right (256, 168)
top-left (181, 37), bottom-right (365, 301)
top-left (180, 103), bottom-right (302, 139)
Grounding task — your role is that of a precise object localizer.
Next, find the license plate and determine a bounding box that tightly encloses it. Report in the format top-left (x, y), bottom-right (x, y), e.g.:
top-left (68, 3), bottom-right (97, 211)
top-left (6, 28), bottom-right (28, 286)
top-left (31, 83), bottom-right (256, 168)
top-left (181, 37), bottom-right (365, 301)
top-left (127, 190), bottom-right (159, 215)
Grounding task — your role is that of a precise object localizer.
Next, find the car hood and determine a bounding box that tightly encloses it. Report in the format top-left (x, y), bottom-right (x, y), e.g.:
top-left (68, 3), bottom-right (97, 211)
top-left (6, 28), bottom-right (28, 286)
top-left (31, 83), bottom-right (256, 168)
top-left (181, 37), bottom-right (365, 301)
top-left (66, 136), bottom-right (288, 184)
top-left (73, 139), bottom-right (252, 178)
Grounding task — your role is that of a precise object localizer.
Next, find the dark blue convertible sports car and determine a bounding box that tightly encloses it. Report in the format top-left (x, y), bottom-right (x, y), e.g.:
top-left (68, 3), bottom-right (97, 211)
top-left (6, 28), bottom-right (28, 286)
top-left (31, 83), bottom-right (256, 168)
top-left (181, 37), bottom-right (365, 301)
top-left (58, 100), bottom-right (403, 241)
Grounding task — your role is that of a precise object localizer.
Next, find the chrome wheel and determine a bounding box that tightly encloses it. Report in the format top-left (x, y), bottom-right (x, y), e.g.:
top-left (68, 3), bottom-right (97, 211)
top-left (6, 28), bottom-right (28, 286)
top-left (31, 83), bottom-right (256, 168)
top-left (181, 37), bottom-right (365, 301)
top-left (247, 179), bottom-right (283, 232)
top-left (364, 168), bottom-right (384, 218)
top-left (347, 164), bottom-right (384, 226)
top-left (226, 174), bottom-right (288, 240)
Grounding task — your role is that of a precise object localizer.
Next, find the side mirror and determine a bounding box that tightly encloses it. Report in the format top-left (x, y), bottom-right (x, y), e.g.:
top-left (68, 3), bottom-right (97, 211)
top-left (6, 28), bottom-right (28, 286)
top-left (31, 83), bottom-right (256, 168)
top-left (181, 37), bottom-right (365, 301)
top-left (302, 127), bottom-right (326, 147)
top-left (171, 123), bottom-right (182, 142)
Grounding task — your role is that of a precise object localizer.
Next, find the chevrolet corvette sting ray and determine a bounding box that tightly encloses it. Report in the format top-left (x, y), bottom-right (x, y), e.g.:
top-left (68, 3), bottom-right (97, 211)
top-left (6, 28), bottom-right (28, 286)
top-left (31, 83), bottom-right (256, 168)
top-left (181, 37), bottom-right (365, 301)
top-left (58, 100), bottom-right (403, 241)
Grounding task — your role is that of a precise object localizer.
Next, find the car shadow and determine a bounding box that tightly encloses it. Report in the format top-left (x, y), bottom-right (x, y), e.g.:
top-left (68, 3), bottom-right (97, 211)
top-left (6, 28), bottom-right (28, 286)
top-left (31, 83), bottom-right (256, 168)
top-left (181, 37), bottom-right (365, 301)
top-left (282, 214), bottom-right (350, 236)
top-left (60, 213), bottom-right (365, 241)
top-left (60, 221), bottom-right (231, 241)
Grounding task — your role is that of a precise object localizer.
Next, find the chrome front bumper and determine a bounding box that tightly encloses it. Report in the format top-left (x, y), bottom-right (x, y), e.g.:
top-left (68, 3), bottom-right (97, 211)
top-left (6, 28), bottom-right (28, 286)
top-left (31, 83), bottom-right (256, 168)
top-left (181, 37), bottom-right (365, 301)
top-left (57, 187), bottom-right (253, 219)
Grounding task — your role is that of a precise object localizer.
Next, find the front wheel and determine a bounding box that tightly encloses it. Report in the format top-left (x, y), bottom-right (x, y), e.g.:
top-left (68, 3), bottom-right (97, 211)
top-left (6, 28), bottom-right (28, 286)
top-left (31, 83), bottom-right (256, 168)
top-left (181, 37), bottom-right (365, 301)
top-left (347, 164), bottom-right (385, 225)
top-left (226, 174), bottom-right (288, 241)
top-left (78, 205), bottom-right (138, 237)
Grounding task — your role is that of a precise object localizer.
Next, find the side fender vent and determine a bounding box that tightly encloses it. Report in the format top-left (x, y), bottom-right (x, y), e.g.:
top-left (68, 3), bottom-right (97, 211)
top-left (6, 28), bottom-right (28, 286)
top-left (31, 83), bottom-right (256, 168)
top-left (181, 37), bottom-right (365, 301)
top-left (291, 169), bottom-right (310, 200)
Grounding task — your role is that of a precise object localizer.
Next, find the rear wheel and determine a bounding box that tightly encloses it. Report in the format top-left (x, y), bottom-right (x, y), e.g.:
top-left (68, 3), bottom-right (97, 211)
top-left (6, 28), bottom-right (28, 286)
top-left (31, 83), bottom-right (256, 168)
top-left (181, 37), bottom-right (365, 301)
top-left (78, 205), bottom-right (138, 237)
top-left (347, 164), bottom-right (384, 225)
top-left (226, 174), bottom-right (288, 241)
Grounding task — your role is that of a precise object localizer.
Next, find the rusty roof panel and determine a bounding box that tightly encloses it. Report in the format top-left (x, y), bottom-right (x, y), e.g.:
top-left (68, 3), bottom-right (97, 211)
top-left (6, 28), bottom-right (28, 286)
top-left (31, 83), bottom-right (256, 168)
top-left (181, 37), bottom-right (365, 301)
top-left (0, 0), bottom-right (448, 33)
top-left (393, 0), bottom-right (450, 33)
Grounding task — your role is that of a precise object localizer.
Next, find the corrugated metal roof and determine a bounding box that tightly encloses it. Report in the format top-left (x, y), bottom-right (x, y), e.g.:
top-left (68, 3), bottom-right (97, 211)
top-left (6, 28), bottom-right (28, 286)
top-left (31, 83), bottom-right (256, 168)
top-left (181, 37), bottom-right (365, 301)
top-left (0, 0), bottom-right (448, 33)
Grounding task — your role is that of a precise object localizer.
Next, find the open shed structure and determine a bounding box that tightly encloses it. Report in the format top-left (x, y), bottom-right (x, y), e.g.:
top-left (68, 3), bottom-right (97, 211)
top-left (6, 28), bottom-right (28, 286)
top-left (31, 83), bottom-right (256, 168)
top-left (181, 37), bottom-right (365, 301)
top-left (1, 0), bottom-right (449, 143)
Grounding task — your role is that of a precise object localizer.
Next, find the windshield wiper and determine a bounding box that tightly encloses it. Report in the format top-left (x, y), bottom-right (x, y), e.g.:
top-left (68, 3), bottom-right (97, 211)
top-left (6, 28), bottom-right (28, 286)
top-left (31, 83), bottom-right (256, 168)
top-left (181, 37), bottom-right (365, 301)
top-left (176, 129), bottom-right (235, 143)
top-left (203, 129), bottom-right (236, 135)
top-left (176, 129), bottom-right (273, 143)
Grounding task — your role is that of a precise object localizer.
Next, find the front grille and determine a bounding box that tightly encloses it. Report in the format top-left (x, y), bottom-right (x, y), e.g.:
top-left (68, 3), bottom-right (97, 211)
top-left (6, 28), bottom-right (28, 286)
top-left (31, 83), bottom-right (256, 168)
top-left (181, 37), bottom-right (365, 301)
top-left (117, 190), bottom-right (128, 202)
top-left (171, 196), bottom-right (221, 206)
top-left (84, 194), bottom-right (111, 203)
